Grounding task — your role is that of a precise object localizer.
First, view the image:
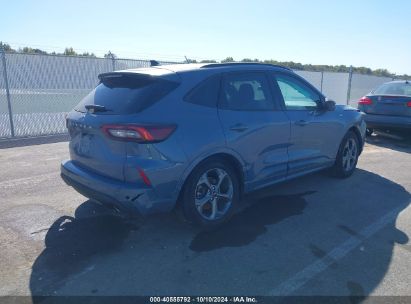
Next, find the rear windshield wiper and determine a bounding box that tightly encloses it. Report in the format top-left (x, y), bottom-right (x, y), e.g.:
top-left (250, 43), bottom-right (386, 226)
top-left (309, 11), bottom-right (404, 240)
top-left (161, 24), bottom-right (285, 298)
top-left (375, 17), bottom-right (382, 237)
top-left (85, 104), bottom-right (112, 113)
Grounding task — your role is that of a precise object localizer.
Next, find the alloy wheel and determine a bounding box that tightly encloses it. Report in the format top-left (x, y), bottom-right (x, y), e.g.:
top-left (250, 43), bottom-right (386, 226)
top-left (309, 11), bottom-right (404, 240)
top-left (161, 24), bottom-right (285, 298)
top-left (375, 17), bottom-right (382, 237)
top-left (342, 138), bottom-right (358, 172)
top-left (194, 168), bottom-right (233, 221)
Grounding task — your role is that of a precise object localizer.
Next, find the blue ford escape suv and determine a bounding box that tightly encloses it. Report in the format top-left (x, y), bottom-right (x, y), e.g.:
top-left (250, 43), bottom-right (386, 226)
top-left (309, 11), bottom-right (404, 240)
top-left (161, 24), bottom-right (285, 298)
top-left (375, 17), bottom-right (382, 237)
top-left (61, 63), bottom-right (366, 228)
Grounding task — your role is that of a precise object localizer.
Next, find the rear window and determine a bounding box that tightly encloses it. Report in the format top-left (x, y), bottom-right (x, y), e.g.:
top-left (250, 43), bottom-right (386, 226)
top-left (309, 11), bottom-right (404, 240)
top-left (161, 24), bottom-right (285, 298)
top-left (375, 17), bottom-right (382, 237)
top-left (74, 74), bottom-right (179, 114)
top-left (373, 82), bottom-right (411, 96)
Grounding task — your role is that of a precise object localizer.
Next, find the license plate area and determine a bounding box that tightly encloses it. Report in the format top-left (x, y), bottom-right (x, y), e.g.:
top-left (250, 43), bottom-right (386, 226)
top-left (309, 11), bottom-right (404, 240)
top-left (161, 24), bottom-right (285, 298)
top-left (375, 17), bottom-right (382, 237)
top-left (77, 133), bottom-right (93, 157)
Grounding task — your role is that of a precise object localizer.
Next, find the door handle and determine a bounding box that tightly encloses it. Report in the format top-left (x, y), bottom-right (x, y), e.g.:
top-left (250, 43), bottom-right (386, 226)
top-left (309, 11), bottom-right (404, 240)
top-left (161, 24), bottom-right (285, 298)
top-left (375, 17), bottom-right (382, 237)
top-left (229, 124), bottom-right (249, 132)
top-left (295, 120), bottom-right (308, 126)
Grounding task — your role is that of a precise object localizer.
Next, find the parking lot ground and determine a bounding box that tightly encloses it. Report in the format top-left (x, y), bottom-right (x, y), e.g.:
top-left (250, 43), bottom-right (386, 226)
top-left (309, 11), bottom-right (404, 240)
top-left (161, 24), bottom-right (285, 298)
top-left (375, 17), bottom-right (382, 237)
top-left (0, 133), bottom-right (410, 301)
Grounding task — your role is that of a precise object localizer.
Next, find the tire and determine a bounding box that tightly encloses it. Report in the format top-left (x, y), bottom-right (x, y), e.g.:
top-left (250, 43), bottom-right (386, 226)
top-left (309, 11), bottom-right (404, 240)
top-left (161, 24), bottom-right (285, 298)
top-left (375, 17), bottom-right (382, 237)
top-left (331, 131), bottom-right (360, 178)
top-left (366, 128), bottom-right (374, 137)
top-left (181, 159), bottom-right (240, 229)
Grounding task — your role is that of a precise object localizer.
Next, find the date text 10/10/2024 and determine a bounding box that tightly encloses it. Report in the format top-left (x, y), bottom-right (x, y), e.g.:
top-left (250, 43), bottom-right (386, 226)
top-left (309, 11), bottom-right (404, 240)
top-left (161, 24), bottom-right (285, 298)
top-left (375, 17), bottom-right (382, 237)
top-left (149, 297), bottom-right (258, 303)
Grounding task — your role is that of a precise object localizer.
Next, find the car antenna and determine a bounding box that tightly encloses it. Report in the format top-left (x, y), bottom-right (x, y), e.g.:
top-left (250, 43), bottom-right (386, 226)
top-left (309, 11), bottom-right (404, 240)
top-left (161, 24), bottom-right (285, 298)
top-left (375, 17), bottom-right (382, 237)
top-left (150, 60), bottom-right (160, 67)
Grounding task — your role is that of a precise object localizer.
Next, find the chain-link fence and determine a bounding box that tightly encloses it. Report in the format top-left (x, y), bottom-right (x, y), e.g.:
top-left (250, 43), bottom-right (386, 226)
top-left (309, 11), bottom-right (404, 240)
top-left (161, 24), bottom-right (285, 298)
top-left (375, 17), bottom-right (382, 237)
top-left (0, 51), bottom-right (177, 138)
top-left (294, 70), bottom-right (353, 104)
top-left (0, 51), bottom-right (396, 139)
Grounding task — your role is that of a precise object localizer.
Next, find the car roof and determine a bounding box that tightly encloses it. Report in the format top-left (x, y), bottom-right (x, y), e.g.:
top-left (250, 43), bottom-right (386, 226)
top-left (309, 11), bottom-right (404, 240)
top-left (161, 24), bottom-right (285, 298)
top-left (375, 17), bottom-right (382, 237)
top-left (116, 62), bottom-right (293, 77)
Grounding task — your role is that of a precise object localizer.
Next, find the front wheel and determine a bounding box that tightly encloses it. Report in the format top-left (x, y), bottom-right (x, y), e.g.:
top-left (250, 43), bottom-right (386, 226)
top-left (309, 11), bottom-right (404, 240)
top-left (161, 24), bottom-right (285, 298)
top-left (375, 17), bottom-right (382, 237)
top-left (181, 160), bottom-right (240, 229)
top-left (331, 131), bottom-right (360, 178)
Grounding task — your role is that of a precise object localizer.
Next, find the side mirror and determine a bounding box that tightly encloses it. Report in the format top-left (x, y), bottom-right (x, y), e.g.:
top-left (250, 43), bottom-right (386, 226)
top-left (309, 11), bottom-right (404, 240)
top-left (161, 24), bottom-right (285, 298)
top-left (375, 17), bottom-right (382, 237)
top-left (321, 99), bottom-right (336, 111)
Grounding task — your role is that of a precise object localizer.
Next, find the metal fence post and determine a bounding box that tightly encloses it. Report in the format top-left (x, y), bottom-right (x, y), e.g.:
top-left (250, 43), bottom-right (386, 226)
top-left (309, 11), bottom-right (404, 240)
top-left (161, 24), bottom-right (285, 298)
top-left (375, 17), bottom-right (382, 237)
top-left (110, 52), bottom-right (116, 71)
top-left (320, 71), bottom-right (324, 93)
top-left (1, 48), bottom-right (15, 137)
top-left (346, 65), bottom-right (353, 105)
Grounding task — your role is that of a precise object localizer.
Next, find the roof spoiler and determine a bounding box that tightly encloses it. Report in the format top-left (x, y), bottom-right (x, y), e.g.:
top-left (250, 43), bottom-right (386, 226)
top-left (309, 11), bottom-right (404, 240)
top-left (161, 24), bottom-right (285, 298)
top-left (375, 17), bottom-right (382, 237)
top-left (98, 72), bottom-right (154, 81)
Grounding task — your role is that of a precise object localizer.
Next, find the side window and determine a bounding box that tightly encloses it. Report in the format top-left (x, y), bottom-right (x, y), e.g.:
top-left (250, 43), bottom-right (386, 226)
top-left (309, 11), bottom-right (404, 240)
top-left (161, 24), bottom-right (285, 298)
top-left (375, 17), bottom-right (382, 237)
top-left (219, 72), bottom-right (274, 111)
top-left (184, 75), bottom-right (220, 107)
top-left (274, 74), bottom-right (321, 110)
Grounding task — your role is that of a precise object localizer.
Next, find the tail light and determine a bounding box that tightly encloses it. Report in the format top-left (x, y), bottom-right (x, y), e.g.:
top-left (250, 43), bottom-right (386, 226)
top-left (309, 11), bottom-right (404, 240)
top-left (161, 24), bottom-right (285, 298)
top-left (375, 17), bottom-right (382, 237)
top-left (407, 101), bottom-right (411, 107)
top-left (101, 124), bottom-right (176, 143)
top-left (358, 96), bottom-right (373, 105)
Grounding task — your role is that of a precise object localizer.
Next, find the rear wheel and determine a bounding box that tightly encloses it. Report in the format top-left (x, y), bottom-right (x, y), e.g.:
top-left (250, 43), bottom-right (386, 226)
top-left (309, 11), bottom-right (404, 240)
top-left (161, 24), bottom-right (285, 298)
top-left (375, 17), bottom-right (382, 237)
top-left (331, 131), bottom-right (359, 178)
top-left (181, 160), bottom-right (240, 229)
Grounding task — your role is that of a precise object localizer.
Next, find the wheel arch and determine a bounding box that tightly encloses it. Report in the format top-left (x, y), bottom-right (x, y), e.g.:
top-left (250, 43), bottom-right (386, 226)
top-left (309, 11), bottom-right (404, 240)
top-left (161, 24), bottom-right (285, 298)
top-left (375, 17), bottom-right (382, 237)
top-left (174, 152), bottom-right (245, 210)
top-left (348, 125), bottom-right (364, 154)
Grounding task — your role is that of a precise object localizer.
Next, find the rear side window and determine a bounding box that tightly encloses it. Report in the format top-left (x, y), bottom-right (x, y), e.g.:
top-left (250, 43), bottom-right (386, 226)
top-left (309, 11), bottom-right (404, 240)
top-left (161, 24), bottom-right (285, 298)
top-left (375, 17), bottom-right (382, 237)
top-left (75, 74), bottom-right (179, 114)
top-left (184, 75), bottom-right (221, 107)
top-left (373, 82), bottom-right (411, 96)
top-left (219, 72), bottom-right (275, 111)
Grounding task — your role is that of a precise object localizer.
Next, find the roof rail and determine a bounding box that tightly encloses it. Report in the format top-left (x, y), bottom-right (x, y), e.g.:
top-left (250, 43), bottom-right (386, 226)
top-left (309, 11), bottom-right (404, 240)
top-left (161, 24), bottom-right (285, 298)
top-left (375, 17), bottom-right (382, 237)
top-left (201, 62), bottom-right (292, 71)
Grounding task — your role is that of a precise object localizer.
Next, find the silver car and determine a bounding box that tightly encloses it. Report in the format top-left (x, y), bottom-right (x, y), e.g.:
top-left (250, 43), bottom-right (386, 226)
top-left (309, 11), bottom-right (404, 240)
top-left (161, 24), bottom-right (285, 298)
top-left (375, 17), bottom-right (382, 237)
top-left (61, 63), bottom-right (366, 228)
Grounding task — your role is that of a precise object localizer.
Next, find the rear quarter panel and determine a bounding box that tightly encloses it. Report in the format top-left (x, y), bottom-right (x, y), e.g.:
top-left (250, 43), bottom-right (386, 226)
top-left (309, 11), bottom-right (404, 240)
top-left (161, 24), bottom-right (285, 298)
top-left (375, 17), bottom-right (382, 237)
top-left (134, 70), bottom-right (231, 202)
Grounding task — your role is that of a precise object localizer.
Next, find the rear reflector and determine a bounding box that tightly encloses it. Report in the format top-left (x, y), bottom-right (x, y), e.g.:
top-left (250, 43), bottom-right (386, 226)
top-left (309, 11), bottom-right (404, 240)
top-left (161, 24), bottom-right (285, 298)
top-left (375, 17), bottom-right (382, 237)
top-left (101, 124), bottom-right (176, 142)
top-left (137, 167), bottom-right (152, 186)
top-left (358, 96), bottom-right (373, 105)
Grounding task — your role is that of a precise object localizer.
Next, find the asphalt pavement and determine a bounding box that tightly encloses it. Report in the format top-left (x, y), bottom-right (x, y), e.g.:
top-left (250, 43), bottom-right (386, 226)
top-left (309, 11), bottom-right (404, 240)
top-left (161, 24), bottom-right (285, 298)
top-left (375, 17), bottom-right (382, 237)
top-left (0, 132), bottom-right (410, 301)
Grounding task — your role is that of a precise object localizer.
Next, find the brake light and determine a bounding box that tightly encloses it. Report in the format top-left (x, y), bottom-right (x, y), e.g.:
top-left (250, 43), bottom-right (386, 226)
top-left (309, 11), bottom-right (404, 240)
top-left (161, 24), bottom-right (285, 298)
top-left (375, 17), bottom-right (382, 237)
top-left (101, 124), bottom-right (176, 142)
top-left (358, 97), bottom-right (373, 105)
top-left (407, 101), bottom-right (411, 107)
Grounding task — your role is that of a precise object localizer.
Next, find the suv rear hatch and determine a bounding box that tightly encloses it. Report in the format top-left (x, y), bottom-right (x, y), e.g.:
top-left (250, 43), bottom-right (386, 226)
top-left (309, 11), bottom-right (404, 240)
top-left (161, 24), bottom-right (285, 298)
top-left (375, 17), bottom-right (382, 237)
top-left (67, 71), bottom-right (180, 182)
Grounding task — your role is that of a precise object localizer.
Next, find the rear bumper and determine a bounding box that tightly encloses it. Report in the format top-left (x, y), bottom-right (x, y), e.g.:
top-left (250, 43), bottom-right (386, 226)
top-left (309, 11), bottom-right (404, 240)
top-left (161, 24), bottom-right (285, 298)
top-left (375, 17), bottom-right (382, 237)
top-left (60, 160), bottom-right (176, 215)
top-left (364, 113), bottom-right (411, 130)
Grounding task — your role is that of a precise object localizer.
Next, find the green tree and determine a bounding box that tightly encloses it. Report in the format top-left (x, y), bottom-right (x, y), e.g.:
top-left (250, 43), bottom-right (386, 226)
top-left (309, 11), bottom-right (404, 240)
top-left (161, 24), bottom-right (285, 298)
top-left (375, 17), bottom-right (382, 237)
top-left (200, 59), bottom-right (217, 63)
top-left (63, 47), bottom-right (77, 56)
top-left (374, 69), bottom-right (391, 77)
top-left (241, 58), bottom-right (259, 63)
top-left (104, 51), bottom-right (117, 59)
top-left (21, 47), bottom-right (47, 54)
top-left (0, 41), bottom-right (16, 52)
top-left (80, 52), bottom-right (96, 57)
top-left (221, 56), bottom-right (234, 63)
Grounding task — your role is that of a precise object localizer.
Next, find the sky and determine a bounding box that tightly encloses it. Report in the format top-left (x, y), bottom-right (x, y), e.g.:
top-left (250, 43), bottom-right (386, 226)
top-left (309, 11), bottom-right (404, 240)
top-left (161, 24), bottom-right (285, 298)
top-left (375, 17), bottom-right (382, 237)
top-left (1, 0), bottom-right (411, 74)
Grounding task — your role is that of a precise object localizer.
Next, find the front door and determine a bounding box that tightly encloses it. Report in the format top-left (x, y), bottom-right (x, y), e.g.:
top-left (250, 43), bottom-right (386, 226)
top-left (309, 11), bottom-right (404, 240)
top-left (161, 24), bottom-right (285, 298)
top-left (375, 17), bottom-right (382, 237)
top-left (270, 72), bottom-right (340, 177)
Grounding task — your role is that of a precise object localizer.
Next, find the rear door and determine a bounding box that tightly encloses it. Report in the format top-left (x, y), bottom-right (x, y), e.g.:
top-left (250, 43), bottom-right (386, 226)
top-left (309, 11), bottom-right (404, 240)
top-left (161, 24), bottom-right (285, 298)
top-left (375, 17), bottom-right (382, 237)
top-left (217, 71), bottom-right (290, 191)
top-left (67, 72), bottom-right (179, 181)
